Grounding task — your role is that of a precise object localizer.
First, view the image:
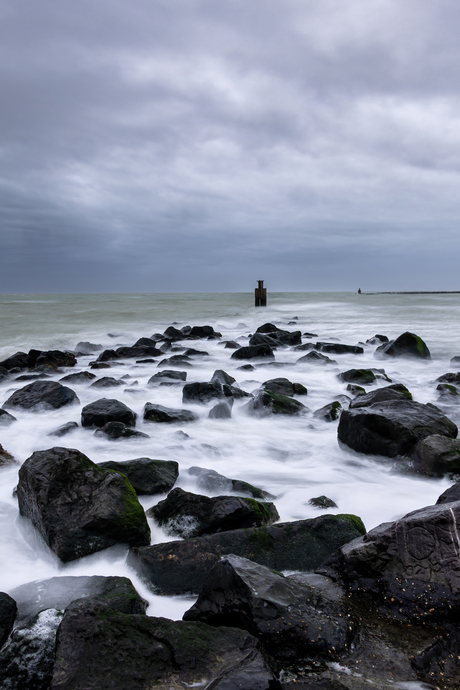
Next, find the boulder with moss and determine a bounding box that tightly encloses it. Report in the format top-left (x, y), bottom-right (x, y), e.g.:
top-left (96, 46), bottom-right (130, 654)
top-left (375, 331), bottom-right (431, 359)
top-left (97, 458), bottom-right (178, 495)
top-left (246, 389), bottom-right (308, 416)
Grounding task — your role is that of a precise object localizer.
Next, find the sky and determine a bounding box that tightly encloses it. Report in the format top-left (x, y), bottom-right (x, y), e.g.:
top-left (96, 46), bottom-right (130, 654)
top-left (1, 0), bottom-right (459, 293)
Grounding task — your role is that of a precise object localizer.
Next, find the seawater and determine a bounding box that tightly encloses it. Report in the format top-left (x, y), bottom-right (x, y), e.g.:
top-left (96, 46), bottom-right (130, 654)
top-left (1, 291), bottom-right (460, 619)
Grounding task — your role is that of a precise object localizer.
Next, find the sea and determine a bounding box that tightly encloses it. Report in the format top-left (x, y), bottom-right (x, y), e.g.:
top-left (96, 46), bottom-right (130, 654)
top-left (1, 291), bottom-right (459, 620)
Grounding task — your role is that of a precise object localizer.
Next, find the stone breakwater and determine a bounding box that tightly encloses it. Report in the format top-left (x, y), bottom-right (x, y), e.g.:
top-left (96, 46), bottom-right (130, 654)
top-left (0, 321), bottom-right (459, 687)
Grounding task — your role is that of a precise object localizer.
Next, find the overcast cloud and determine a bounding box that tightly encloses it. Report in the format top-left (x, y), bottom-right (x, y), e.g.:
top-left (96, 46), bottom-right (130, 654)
top-left (1, 0), bottom-right (459, 292)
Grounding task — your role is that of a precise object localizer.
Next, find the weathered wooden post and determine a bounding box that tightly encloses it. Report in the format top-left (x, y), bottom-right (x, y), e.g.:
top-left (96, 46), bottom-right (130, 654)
top-left (255, 280), bottom-right (267, 307)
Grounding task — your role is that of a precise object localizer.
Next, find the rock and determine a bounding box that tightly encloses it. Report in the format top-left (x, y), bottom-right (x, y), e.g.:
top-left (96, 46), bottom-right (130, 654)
top-left (81, 398), bottom-right (136, 428)
top-left (366, 334), bottom-right (389, 345)
top-left (450, 356), bottom-right (460, 366)
top-left (94, 349), bottom-right (120, 363)
top-left (407, 434), bottom-right (460, 476)
top-left (3, 381), bottom-right (79, 412)
top-left (182, 381), bottom-right (224, 404)
top-left (47, 421), bottom-right (79, 438)
top-left (210, 369), bottom-right (236, 386)
top-left (0, 409), bottom-right (17, 426)
top-left (338, 399), bottom-right (457, 457)
top-left (115, 345), bottom-right (162, 359)
top-left (208, 399), bottom-right (233, 419)
top-left (157, 354), bottom-right (193, 368)
top-left (436, 482), bottom-right (460, 505)
top-left (231, 344), bottom-right (275, 360)
top-left (97, 458), bottom-right (178, 495)
top-left (0, 445), bottom-right (16, 467)
top-left (338, 369), bottom-right (377, 385)
top-left (0, 351), bottom-right (29, 371)
top-left (376, 331), bottom-right (431, 359)
top-left (317, 500), bottom-right (460, 623)
top-left (437, 382), bottom-right (459, 400)
top-left (348, 383), bottom-right (412, 409)
top-left (188, 467), bottom-right (275, 500)
top-left (0, 592), bottom-right (17, 647)
top-left (74, 342), bottom-right (103, 355)
top-left (163, 325), bottom-right (184, 339)
top-left (35, 350), bottom-right (77, 368)
top-left (313, 401), bottom-right (342, 422)
top-left (189, 325), bottom-right (222, 338)
top-left (147, 487), bottom-right (279, 538)
top-left (297, 351), bottom-right (338, 365)
top-left (224, 341), bottom-right (240, 349)
top-left (90, 376), bottom-right (125, 389)
top-left (128, 514), bottom-right (366, 595)
top-left (247, 389), bottom-right (308, 416)
top-left (183, 347), bottom-right (209, 357)
top-left (148, 370), bottom-right (187, 384)
top-left (262, 377), bottom-right (306, 397)
top-left (222, 383), bottom-right (251, 399)
top-left (59, 371), bottom-right (96, 384)
top-left (132, 337), bottom-right (159, 348)
top-left (17, 447), bottom-right (150, 562)
top-left (256, 322), bottom-right (281, 333)
top-left (94, 422), bottom-right (150, 440)
top-left (184, 555), bottom-right (355, 663)
top-left (253, 324), bottom-right (302, 346)
top-left (436, 372), bottom-right (460, 384)
top-left (293, 342), bottom-right (315, 351)
top-left (346, 383), bottom-right (366, 396)
top-left (51, 598), bottom-right (272, 690)
top-left (9, 575), bottom-right (147, 626)
top-left (143, 402), bottom-right (198, 424)
top-left (15, 372), bottom-right (51, 382)
top-left (309, 496), bottom-right (338, 509)
top-left (90, 362), bottom-right (111, 369)
top-left (315, 342), bottom-right (364, 355)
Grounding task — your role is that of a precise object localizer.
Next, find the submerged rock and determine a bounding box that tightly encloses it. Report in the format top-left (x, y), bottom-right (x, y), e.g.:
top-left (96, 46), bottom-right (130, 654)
top-left (3, 381), bottom-right (79, 412)
top-left (94, 422), bottom-right (149, 440)
top-left (348, 383), bottom-right (412, 409)
top-left (81, 398), bottom-right (136, 428)
top-left (182, 381), bottom-right (224, 404)
top-left (97, 458), bottom-right (178, 495)
top-left (148, 370), bottom-right (187, 384)
top-left (231, 344), bottom-right (275, 360)
top-left (143, 402), bottom-right (198, 424)
top-left (247, 389), bottom-right (308, 416)
top-left (309, 496), bottom-right (338, 509)
top-left (315, 342), bottom-right (364, 355)
top-left (407, 434), bottom-right (460, 476)
top-left (208, 399), bottom-right (233, 419)
top-left (188, 466), bottom-right (275, 500)
top-left (59, 371), bottom-right (96, 384)
top-left (17, 447), bottom-right (150, 562)
top-left (376, 331), bottom-right (431, 359)
top-left (90, 376), bottom-right (125, 389)
top-left (296, 351), bottom-right (338, 365)
top-left (47, 421), bottom-right (79, 438)
top-left (313, 401), bottom-right (342, 422)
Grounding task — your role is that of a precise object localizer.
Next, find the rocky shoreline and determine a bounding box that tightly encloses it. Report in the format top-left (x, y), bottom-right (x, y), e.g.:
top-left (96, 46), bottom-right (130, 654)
top-left (0, 323), bottom-right (460, 688)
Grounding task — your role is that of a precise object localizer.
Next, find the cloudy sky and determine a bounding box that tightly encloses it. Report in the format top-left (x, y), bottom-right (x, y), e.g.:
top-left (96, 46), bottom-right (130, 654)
top-left (1, 0), bottom-right (459, 293)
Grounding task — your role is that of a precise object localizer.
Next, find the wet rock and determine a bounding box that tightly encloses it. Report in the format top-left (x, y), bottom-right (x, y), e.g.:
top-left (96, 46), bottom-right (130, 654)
top-left (208, 399), bottom-right (233, 419)
top-left (81, 398), bottom-right (136, 428)
top-left (253, 325), bottom-right (302, 347)
top-left (407, 434), bottom-right (460, 476)
top-left (366, 334), bottom-right (389, 345)
top-left (338, 399), bottom-right (457, 458)
top-left (293, 342), bottom-right (315, 351)
top-left (115, 345), bottom-right (163, 359)
top-left (315, 342), bottom-right (364, 355)
top-left (3, 381), bottom-right (79, 412)
top-left (412, 630), bottom-right (460, 689)
top-left (262, 377), bottom-right (307, 397)
top-left (222, 383), bottom-right (251, 399)
top-left (148, 487), bottom-right (279, 538)
top-left (224, 340), bottom-right (240, 349)
top-left (0, 445), bottom-right (15, 467)
top-left (309, 496), bottom-right (338, 509)
top-left (143, 402), bottom-right (198, 424)
top-left (256, 322), bottom-right (281, 333)
top-left (237, 363), bottom-right (256, 371)
top-left (317, 500), bottom-right (460, 623)
top-left (94, 422), bottom-right (150, 440)
top-left (157, 354), bottom-right (193, 368)
top-left (59, 371), bottom-right (96, 384)
top-left (148, 369), bottom-right (187, 384)
top-left (249, 332), bottom-right (280, 348)
top-left (17, 446), bottom-right (150, 562)
top-left (184, 555), bottom-right (355, 663)
top-left (163, 325), bottom-right (184, 340)
top-left (231, 344), bottom-right (275, 360)
top-left (348, 383), bottom-right (412, 409)
top-left (376, 331), bottom-right (431, 359)
top-left (90, 376), bottom-right (125, 389)
top-left (247, 389), bottom-right (308, 416)
top-left (450, 356), bottom-right (460, 366)
top-left (51, 598), bottom-right (271, 690)
top-left (297, 351), bottom-right (338, 365)
top-left (128, 513), bottom-right (365, 595)
top-left (0, 592), bottom-right (17, 647)
top-left (35, 350), bottom-right (77, 369)
top-left (0, 409), bottom-right (17, 427)
top-left (132, 336), bottom-right (159, 348)
top-left (74, 342), bottom-right (103, 355)
top-left (210, 369), bottom-right (236, 386)
top-left (90, 362), bottom-right (111, 369)
top-left (437, 482), bottom-right (460, 505)
top-left (97, 458), bottom-right (178, 495)
top-left (187, 325), bottom-right (221, 338)
top-left (15, 372), bottom-right (50, 382)
top-left (182, 381), bottom-right (224, 404)
top-left (94, 348), bottom-right (120, 363)
top-left (183, 347), bottom-right (209, 357)
top-left (188, 466), bottom-right (275, 500)
top-left (436, 372), bottom-right (460, 384)
top-left (346, 383), bottom-right (366, 397)
top-left (437, 382), bottom-right (459, 400)
top-left (0, 352), bottom-right (29, 371)
top-left (338, 369), bottom-right (377, 385)
top-left (47, 421), bottom-right (79, 438)
top-left (313, 401), bottom-right (342, 422)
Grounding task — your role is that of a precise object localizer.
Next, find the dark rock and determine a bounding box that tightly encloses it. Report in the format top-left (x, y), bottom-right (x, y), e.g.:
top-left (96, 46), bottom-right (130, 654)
top-left (346, 383), bottom-right (366, 396)
top-left (51, 598), bottom-right (272, 690)
top-left (293, 382), bottom-right (308, 395)
top-left (148, 369), bottom-right (187, 384)
top-left (293, 342), bottom-right (315, 351)
top-left (237, 363), bottom-right (256, 371)
top-left (143, 402), bottom-right (198, 424)
top-left (115, 345), bottom-right (162, 359)
top-left (163, 325), bottom-right (183, 339)
top-left (97, 458), bottom-right (178, 495)
top-left (303, 332), bottom-right (318, 338)
top-left (208, 399), bottom-right (233, 419)
top-left (222, 383), bottom-right (251, 399)
top-left (47, 421), bottom-right (79, 438)
top-left (338, 369), bottom-right (377, 385)
top-left (249, 332), bottom-right (280, 348)
top-left (74, 342), bottom-right (103, 355)
top-left (184, 555), bottom-right (355, 663)
top-left (376, 331), bottom-right (431, 359)
top-left (183, 347), bottom-right (209, 357)
top-left (231, 344), bottom-right (275, 360)
top-left (59, 371), bottom-right (96, 384)
top-left (132, 337), bottom-right (159, 348)
top-left (450, 356), bottom-right (460, 366)
top-left (309, 495), bottom-right (338, 509)
top-left (94, 349), bottom-right (120, 363)
top-left (313, 401), bottom-right (342, 422)
top-left (189, 325), bottom-right (221, 338)
top-left (338, 399), bottom-right (457, 458)
top-left (182, 381), bottom-right (224, 404)
top-left (315, 342), bottom-right (364, 355)
top-left (90, 376), bottom-right (125, 389)
top-left (81, 398), bottom-right (136, 428)
top-left (437, 382), bottom-right (459, 400)
top-left (412, 629), bottom-right (460, 689)
top-left (128, 513), bottom-right (365, 595)
top-left (157, 354), bottom-right (193, 368)
top-left (9, 575), bottom-right (147, 626)
top-left (0, 352), bottom-right (29, 371)
top-left (188, 466), bottom-right (275, 500)
top-left (3, 381), bottom-right (79, 412)
top-left (436, 482), bottom-right (460, 504)
top-left (94, 422), bottom-right (150, 440)
top-left (180, 325), bottom-right (192, 335)
top-left (262, 377), bottom-right (299, 396)
top-left (297, 351), bottom-right (338, 365)
top-left (35, 350), bottom-right (77, 369)
top-left (15, 372), bottom-right (50, 381)
top-left (17, 446), bottom-right (150, 562)
top-left (147, 487), bottom-right (279, 538)
top-left (247, 389), bottom-right (308, 416)
top-left (0, 409), bottom-right (17, 427)
top-left (436, 372), bottom-right (460, 384)
top-left (317, 500), bottom-right (460, 623)
top-left (348, 383), bottom-right (412, 409)
top-left (224, 340), bottom-right (240, 349)
top-left (407, 434), bottom-right (460, 476)
top-left (366, 334), bottom-right (389, 345)
top-left (0, 592), bottom-right (17, 647)
top-left (90, 362), bottom-right (111, 369)
top-left (256, 322), bottom-right (280, 333)
top-left (210, 369), bottom-right (236, 386)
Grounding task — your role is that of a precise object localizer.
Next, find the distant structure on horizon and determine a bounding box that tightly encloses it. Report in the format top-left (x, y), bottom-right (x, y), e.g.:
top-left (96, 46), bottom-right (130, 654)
top-left (255, 280), bottom-right (267, 307)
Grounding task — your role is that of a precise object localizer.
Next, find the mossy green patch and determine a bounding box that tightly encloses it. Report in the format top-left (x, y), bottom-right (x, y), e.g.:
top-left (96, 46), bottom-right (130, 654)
top-left (247, 526), bottom-right (273, 550)
top-left (244, 498), bottom-right (278, 524)
top-left (335, 514), bottom-right (366, 536)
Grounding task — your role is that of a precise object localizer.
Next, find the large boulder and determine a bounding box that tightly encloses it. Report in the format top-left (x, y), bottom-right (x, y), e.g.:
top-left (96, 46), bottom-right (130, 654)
top-left (17, 447), bottom-right (150, 562)
top-left (317, 500), bottom-right (460, 623)
top-left (97, 458), bottom-right (179, 495)
top-left (348, 383), bottom-right (412, 409)
top-left (184, 555), bottom-right (355, 663)
top-left (338, 369), bottom-right (377, 385)
top-left (262, 377), bottom-right (307, 396)
top-left (81, 398), bottom-right (136, 428)
top-left (376, 331), bottom-right (431, 359)
top-left (246, 389), bottom-right (308, 416)
top-left (182, 381), bottom-right (224, 404)
top-left (315, 342), bottom-right (364, 355)
top-left (143, 402), bottom-right (198, 424)
top-left (59, 371), bottom-right (96, 384)
top-left (189, 325), bottom-right (222, 338)
top-left (127, 514), bottom-right (365, 595)
top-left (90, 376), bottom-right (124, 389)
top-left (147, 487), bottom-right (279, 537)
top-left (35, 350), bottom-right (77, 369)
top-left (115, 345), bottom-right (162, 359)
top-left (0, 351), bottom-right (29, 370)
top-left (3, 381), bottom-right (79, 412)
top-left (338, 399), bottom-right (457, 457)
top-left (231, 344), bottom-right (275, 360)
top-left (148, 370), bottom-right (187, 384)
top-left (406, 434), bottom-right (460, 476)
top-left (0, 593), bottom-right (17, 648)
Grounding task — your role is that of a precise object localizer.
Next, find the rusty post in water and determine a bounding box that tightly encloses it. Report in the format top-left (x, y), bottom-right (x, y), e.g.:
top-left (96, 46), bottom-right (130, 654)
top-left (255, 280), bottom-right (267, 307)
